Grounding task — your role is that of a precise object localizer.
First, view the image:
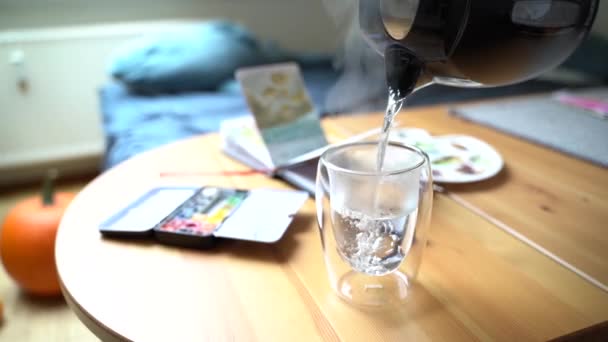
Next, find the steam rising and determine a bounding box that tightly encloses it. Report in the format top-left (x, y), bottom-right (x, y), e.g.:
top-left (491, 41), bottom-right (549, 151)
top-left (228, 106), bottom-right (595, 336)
top-left (323, 0), bottom-right (388, 114)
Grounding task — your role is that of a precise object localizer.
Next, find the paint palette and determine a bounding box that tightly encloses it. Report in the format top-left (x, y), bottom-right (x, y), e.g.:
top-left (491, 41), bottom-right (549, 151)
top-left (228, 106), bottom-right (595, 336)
top-left (390, 128), bottom-right (504, 183)
top-left (99, 186), bottom-right (308, 249)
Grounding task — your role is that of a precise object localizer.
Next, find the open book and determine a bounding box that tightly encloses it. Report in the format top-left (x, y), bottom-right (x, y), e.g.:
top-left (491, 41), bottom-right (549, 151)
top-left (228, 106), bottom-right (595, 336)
top-left (219, 116), bottom-right (323, 194)
top-left (220, 63), bottom-right (379, 193)
top-left (220, 116), bottom-right (329, 172)
top-left (220, 115), bottom-right (381, 194)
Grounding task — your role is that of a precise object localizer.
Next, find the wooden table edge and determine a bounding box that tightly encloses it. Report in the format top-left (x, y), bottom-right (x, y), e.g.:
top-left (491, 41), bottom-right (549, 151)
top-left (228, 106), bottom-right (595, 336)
top-left (60, 269), bottom-right (129, 342)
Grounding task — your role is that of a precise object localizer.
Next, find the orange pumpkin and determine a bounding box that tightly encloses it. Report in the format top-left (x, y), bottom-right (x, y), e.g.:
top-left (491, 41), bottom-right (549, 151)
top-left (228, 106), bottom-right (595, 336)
top-left (0, 173), bottom-right (75, 296)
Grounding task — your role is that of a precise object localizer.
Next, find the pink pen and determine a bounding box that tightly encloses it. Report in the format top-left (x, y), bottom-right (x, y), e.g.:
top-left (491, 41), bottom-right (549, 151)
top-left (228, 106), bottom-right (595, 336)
top-left (554, 92), bottom-right (608, 118)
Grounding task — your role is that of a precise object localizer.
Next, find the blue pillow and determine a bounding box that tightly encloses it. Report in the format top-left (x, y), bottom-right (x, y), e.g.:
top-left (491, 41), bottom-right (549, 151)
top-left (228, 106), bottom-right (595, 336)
top-left (109, 21), bottom-right (288, 93)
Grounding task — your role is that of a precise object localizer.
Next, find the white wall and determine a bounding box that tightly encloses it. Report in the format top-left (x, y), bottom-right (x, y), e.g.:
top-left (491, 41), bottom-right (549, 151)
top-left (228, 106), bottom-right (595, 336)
top-left (0, 0), bottom-right (340, 52)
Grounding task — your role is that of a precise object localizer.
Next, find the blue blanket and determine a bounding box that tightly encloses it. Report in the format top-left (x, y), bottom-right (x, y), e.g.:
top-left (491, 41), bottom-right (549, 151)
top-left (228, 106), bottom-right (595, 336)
top-left (100, 65), bottom-right (342, 168)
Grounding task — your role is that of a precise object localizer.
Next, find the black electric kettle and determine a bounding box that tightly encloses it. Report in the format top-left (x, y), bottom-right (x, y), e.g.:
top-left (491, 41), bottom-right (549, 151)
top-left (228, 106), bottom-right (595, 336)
top-left (359, 0), bottom-right (599, 96)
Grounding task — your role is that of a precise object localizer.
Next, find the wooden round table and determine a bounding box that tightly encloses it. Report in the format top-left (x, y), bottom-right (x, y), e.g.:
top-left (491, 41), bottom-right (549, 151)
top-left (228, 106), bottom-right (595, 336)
top-left (56, 112), bottom-right (608, 341)
top-left (56, 134), bottom-right (350, 341)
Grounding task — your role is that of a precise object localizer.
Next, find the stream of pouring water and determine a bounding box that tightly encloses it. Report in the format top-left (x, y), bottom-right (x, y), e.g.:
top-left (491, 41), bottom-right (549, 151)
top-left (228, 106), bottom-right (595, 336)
top-left (372, 89), bottom-right (407, 219)
top-left (334, 90), bottom-right (414, 276)
top-left (376, 90), bottom-right (407, 172)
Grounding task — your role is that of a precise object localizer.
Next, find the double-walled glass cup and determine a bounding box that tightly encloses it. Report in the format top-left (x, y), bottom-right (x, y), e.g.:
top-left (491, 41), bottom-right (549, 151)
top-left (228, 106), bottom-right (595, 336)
top-left (316, 141), bottom-right (433, 307)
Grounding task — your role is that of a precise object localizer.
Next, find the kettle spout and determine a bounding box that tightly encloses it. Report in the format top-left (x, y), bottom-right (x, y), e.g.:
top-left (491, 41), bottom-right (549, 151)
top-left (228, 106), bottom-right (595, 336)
top-left (384, 45), bottom-right (427, 96)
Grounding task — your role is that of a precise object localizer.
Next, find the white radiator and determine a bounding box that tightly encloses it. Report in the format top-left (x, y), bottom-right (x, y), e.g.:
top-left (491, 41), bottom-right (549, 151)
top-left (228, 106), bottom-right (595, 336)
top-left (0, 21), bottom-right (201, 186)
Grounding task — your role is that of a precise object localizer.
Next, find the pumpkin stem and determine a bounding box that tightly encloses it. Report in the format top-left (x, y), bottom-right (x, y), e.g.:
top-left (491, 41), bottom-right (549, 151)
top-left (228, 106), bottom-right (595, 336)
top-left (42, 169), bottom-right (59, 206)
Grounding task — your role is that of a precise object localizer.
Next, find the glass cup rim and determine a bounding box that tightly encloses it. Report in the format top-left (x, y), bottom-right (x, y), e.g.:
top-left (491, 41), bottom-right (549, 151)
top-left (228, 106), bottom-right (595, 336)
top-left (320, 141), bottom-right (428, 177)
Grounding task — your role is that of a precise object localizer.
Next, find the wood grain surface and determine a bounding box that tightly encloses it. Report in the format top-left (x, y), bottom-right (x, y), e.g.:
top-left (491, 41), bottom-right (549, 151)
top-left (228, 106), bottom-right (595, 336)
top-left (55, 108), bottom-right (608, 341)
top-left (325, 106), bottom-right (608, 288)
